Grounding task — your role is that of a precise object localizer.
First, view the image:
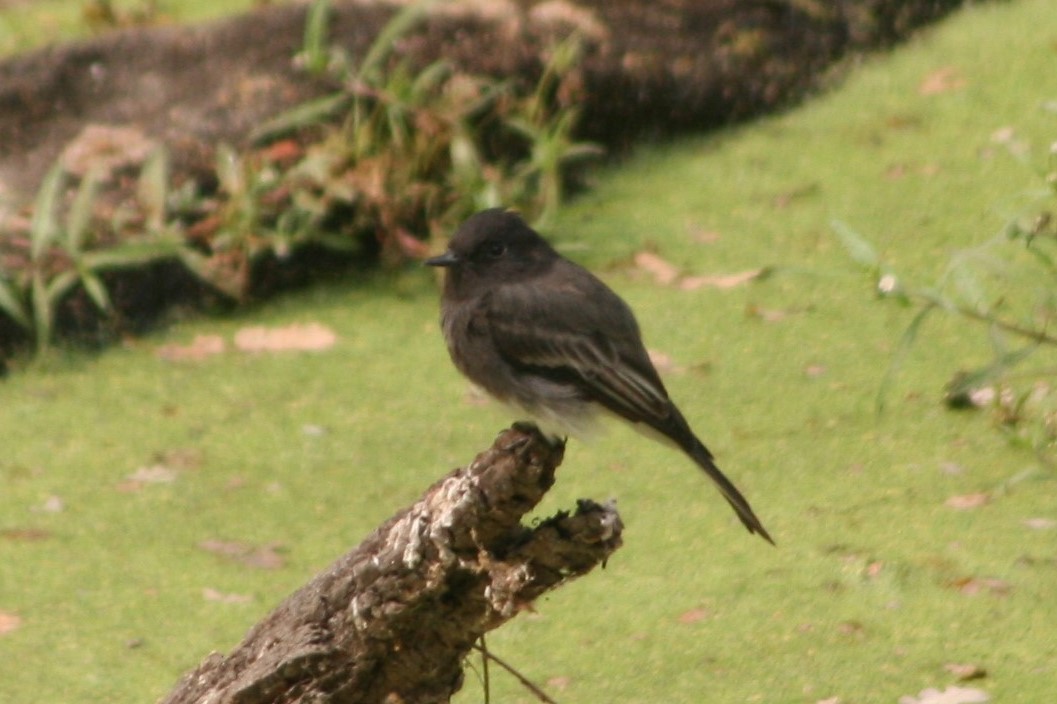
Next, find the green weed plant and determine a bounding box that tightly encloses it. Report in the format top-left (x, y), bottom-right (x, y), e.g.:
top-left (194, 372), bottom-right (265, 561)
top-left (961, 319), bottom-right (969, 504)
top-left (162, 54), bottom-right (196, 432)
top-left (0, 0), bottom-right (599, 354)
top-left (836, 134), bottom-right (1057, 466)
top-left (0, 155), bottom-right (184, 351)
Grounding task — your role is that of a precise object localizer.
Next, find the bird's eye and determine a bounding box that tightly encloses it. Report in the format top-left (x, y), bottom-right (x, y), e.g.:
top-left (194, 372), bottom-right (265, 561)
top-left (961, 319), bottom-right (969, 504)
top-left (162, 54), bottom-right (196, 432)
top-left (485, 241), bottom-right (506, 258)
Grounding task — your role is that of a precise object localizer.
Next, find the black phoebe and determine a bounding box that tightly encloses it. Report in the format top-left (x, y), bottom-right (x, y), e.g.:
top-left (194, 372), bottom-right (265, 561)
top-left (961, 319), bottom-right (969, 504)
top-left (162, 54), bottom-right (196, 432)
top-left (426, 208), bottom-right (773, 544)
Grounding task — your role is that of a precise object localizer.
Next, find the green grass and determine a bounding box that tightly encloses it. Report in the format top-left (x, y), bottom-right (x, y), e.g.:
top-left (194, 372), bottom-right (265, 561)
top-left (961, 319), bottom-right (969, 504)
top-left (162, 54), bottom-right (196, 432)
top-left (3, 0), bottom-right (1057, 702)
top-left (0, 0), bottom-right (277, 56)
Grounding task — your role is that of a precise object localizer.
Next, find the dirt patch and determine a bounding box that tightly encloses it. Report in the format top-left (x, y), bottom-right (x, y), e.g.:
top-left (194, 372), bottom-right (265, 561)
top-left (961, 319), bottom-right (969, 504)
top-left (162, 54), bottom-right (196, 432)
top-left (0, 0), bottom-right (968, 206)
top-left (0, 0), bottom-right (970, 356)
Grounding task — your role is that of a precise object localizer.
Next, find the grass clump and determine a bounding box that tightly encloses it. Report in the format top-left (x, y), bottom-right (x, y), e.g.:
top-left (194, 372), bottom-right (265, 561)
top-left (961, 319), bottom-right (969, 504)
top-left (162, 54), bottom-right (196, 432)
top-left (836, 131), bottom-right (1057, 466)
top-left (0, 0), bottom-right (599, 356)
top-left (0, 155), bottom-right (185, 352)
top-left (252, 0), bottom-right (599, 253)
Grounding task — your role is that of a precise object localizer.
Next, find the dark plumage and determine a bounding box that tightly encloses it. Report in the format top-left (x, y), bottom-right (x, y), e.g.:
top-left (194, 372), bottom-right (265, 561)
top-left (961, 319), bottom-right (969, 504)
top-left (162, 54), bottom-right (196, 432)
top-left (427, 208), bottom-right (773, 544)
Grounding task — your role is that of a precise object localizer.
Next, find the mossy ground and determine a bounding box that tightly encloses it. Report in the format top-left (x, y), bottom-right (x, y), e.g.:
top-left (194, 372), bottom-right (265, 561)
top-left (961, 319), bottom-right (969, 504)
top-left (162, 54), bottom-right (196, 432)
top-left (0, 0), bottom-right (268, 56)
top-left (2, 1), bottom-right (1057, 702)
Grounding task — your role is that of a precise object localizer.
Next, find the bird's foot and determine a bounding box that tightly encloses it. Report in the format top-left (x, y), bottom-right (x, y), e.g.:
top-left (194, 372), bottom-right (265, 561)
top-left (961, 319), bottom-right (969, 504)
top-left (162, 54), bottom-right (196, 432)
top-left (511, 420), bottom-right (541, 435)
top-left (510, 421), bottom-right (566, 450)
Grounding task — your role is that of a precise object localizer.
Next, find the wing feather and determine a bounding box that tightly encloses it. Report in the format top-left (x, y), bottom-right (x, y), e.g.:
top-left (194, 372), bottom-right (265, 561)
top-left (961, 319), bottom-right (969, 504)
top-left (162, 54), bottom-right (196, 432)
top-left (486, 263), bottom-right (672, 424)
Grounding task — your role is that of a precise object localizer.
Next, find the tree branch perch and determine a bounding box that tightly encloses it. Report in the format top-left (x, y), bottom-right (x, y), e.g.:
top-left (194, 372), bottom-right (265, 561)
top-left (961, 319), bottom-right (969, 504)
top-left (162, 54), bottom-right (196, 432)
top-left (161, 425), bottom-right (623, 704)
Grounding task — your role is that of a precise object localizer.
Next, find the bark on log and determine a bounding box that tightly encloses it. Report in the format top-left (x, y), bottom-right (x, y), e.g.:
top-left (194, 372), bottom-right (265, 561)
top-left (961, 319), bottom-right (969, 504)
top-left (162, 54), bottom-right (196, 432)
top-left (160, 424), bottom-right (623, 704)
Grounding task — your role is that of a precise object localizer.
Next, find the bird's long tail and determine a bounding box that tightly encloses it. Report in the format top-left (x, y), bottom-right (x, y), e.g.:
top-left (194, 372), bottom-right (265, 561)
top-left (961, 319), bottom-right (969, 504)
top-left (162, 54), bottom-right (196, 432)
top-left (684, 436), bottom-right (774, 545)
top-left (621, 397), bottom-right (774, 543)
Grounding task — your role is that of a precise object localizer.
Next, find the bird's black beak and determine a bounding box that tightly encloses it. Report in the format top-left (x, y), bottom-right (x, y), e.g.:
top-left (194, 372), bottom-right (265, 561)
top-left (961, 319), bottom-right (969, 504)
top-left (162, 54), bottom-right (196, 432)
top-left (425, 250), bottom-right (459, 267)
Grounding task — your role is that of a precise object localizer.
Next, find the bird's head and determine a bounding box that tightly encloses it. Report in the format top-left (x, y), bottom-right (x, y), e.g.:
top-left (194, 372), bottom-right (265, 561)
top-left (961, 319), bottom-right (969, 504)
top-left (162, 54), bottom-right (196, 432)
top-left (426, 209), bottom-right (557, 294)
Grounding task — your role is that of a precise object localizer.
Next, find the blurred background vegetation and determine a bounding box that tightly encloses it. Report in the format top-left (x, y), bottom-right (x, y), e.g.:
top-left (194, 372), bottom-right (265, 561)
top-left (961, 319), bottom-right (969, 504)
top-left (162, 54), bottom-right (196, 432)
top-left (0, 1), bottom-right (1055, 703)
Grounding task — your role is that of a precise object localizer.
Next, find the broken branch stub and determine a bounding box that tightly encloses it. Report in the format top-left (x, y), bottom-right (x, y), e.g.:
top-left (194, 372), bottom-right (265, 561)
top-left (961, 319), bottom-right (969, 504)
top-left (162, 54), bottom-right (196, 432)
top-left (161, 425), bottom-right (623, 704)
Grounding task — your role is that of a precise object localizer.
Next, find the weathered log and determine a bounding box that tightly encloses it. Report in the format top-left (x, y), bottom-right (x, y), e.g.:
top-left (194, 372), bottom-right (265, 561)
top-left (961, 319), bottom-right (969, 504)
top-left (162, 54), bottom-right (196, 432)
top-left (161, 424), bottom-right (622, 704)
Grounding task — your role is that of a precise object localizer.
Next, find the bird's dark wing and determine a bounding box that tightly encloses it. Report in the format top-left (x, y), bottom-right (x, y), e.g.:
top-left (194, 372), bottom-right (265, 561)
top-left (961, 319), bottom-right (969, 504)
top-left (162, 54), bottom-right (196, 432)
top-left (487, 261), bottom-right (774, 544)
top-left (485, 260), bottom-right (672, 425)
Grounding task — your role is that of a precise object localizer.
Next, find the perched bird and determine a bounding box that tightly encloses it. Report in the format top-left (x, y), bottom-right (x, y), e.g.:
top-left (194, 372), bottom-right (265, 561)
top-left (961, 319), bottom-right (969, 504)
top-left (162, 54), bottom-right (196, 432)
top-left (426, 208), bottom-right (773, 544)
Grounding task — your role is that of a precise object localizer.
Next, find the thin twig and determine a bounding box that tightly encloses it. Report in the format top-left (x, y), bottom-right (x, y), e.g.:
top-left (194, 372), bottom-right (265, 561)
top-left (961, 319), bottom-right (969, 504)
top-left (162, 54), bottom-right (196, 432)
top-left (917, 286), bottom-right (1057, 346)
top-left (952, 303), bottom-right (1057, 346)
top-left (471, 641), bottom-right (559, 704)
top-left (480, 634), bottom-right (490, 704)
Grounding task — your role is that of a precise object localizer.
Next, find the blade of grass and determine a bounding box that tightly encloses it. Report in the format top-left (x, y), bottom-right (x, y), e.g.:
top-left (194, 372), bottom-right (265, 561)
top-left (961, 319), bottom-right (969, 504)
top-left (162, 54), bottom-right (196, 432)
top-left (250, 93), bottom-right (353, 144)
top-left (354, 0), bottom-right (434, 84)
top-left (78, 269), bottom-right (112, 312)
top-left (137, 149), bottom-right (170, 232)
top-left (876, 303), bottom-right (935, 414)
top-left (300, 0), bottom-right (331, 76)
top-left (29, 164), bottom-right (65, 261)
top-left (30, 269), bottom-right (51, 350)
top-left (0, 272), bottom-right (30, 329)
top-left (80, 240), bottom-right (184, 270)
top-left (832, 219), bottom-right (881, 270)
top-left (66, 167), bottom-right (103, 254)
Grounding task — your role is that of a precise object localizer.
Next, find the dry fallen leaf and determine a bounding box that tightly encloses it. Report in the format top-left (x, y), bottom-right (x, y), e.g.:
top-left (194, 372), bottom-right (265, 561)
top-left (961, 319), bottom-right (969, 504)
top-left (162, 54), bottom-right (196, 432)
top-left (0, 610), bottom-right (22, 635)
top-left (688, 225), bottom-right (721, 244)
top-left (630, 247), bottom-right (767, 292)
top-left (991, 126), bottom-right (1017, 144)
top-left (463, 386), bottom-right (492, 407)
top-left (949, 576), bottom-right (1012, 597)
top-left (394, 227), bottom-right (431, 258)
top-left (886, 163), bottom-right (909, 180)
top-left (945, 493), bottom-right (990, 510)
top-left (127, 465), bottom-right (178, 484)
top-left (918, 66), bottom-right (967, 95)
top-left (60, 123), bottom-right (157, 177)
top-left (886, 162), bottom-right (942, 180)
top-left (745, 304), bottom-right (793, 322)
top-left (36, 495), bottom-right (64, 513)
top-left (258, 138), bottom-right (304, 165)
top-left (1, 528), bottom-right (52, 542)
top-left (633, 251), bottom-right (680, 286)
top-left (234, 322), bottom-right (337, 352)
top-left (899, 685), bottom-right (989, 704)
top-left (944, 663), bottom-right (987, 681)
top-left (226, 476), bottom-right (249, 490)
top-left (198, 539), bottom-right (286, 570)
top-left (680, 268), bottom-right (766, 291)
top-left (202, 587), bottom-right (253, 604)
top-left (156, 334), bottom-right (226, 362)
top-left (155, 448), bottom-right (203, 472)
top-left (1022, 517), bottom-right (1057, 530)
top-left (647, 349), bottom-right (680, 374)
top-left (117, 458), bottom-right (187, 492)
top-left (744, 302), bottom-right (811, 322)
top-left (677, 607), bottom-right (711, 624)
top-left (771, 182), bottom-right (819, 209)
